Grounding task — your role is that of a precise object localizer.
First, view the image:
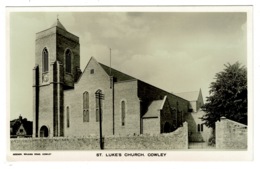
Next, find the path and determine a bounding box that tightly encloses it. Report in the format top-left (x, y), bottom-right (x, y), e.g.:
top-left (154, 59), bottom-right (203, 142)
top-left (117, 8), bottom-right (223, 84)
top-left (188, 142), bottom-right (215, 149)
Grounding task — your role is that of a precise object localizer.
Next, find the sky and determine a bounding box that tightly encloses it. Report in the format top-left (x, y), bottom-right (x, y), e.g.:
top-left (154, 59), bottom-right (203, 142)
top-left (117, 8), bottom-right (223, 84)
top-left (9, 11), bottom-right (247, 121)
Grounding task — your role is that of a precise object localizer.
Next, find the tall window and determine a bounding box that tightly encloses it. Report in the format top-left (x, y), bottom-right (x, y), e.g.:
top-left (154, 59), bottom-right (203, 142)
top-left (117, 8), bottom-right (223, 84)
top-left (197, 124), bottom-right (204, 132)
top-left (95, 90), bottom-right (102, 122)
top-left (65, 49), bottom-right (72, 73)
top-left (42, 48), bottom-right (49, 72)
top-left (121, 101), bottom-right (126, 126)
top-left (201, 124), bottom-right (203, 132)
top-left (67, 106), bottom-right (70, 128)
top-left (83, 92), bottom-right (89, 122)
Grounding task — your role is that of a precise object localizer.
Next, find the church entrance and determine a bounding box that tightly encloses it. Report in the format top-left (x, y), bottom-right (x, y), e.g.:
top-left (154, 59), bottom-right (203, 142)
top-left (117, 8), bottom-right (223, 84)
top-left (39, 126), bottom-right (49, 137)
top-left (164, 122), bottom-right (171, 133)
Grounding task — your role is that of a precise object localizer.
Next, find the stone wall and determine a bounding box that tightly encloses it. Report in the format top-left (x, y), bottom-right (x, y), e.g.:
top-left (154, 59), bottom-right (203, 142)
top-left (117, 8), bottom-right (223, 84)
top-left (105, 122), bottom-right (188, 150)
top-left (216, 117), bottom-right (247, 149)
top-left (11, 137), bottom-right (100, 150)
top-left (11, 122), bottom-right (188, 150)
top-left (141, 117), bottom-right (160, 135)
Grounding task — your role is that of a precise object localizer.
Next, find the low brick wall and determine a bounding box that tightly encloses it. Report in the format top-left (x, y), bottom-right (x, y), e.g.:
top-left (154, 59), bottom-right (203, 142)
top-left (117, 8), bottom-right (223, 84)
top-left (216, 117), bottom-right (247, 149)
top-left (11, 122), bottom-right (188, 150)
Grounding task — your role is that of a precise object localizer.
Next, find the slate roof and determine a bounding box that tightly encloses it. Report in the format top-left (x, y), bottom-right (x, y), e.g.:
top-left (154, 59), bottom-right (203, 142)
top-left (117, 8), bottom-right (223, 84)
top-left (51, 19), bottom-right (67, 30)
top-left (99, 63), bottom-right (136, 82)
top-left (143, 99), bottom-right (165, 118)
top-left (174, 91), bottom-right (199, 101)
top-left (98, 61), bottom-right (189, 103)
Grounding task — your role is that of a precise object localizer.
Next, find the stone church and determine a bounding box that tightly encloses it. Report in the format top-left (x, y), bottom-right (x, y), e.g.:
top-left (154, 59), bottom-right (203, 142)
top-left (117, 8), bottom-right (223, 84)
top-left (33, 19), bottom-right (193, 138)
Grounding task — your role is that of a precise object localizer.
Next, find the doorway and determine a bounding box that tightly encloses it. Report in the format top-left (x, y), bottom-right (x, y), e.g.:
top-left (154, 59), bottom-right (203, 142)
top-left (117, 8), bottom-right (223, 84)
top-left (39, 126), bottom-right (49, 137)
top-left (164, 122), bottom-right (171, 133)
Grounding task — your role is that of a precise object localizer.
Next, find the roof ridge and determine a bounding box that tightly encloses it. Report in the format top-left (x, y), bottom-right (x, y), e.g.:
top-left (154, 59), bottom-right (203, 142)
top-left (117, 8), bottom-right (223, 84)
top-left (98, 62), bottom-right (136, 82)
top-left (174, 91), bottom-right (199, 94)
top-left (98, 62), bottom-right (189, 102)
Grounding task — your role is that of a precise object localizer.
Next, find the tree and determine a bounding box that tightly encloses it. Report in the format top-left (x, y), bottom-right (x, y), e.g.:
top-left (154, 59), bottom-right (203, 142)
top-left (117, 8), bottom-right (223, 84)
top-left (201, 62), bottom-right (247, 128)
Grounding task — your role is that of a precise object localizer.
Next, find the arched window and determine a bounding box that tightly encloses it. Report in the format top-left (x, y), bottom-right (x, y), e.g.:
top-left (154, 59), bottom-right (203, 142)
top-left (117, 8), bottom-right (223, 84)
top-left (42, 48), bottom-right (49, 72)
top-left (197, 124), bottom-right (200, 132)
top-left (121, 101), bottom-right (126, 126)
top-left (83, 92), bottom-right (89, 122)
top-left (67, 106), bottom-right (70, 128)
top-left (65, 49), bottom-right (72, 73)
top-left (95, 90), bottom-right (103, 122)
top-left (83, 110), bottom-right (89, 122)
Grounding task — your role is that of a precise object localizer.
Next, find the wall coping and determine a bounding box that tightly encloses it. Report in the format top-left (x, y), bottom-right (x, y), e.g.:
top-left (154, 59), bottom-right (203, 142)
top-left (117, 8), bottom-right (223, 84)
top-left (11, 125), bottom-right (187, 140)
top-left (219, 117), bottom-right (247, 127)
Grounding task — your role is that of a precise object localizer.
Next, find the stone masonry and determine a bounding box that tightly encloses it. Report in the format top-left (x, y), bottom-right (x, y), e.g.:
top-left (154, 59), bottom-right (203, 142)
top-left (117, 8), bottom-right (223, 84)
top-left (216, 117), bottom-right (247, 149)
top-left (11, 122), bottom-right (188, 150)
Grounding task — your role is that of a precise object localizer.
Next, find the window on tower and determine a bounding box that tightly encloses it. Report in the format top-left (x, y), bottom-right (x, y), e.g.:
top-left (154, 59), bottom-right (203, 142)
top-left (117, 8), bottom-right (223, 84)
top-left (42, 48), bottom-right (49, 72)
top-left (65, 49), bottom-right (72, 73)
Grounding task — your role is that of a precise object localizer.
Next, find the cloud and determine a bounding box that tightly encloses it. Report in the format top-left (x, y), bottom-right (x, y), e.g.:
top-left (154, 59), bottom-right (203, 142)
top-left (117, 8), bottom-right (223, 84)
top-left (9, 12), bottom-right (248, 120)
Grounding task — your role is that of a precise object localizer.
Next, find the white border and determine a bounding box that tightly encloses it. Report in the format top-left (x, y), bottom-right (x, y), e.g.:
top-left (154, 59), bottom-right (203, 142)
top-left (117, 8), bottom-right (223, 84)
top-left (1, 1), bottom-right (260, 169)
top-left (5, 6), bottom-right (253, 162)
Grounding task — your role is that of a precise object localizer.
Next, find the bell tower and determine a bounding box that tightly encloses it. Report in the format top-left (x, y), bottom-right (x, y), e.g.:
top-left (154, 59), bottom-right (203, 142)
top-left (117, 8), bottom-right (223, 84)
top-left (33, 19), bottom-right (81, 137)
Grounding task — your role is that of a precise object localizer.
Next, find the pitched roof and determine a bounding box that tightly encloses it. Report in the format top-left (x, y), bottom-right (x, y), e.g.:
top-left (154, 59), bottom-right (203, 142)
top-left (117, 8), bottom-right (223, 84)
top-left (51, 19), bottom-right (67, 30)
top-left (99, 63), bottom-right (136, 82)
top-left (143, 98), bottom-right (166, 118)
top-left (10, 117), bottom-right (33, 136)
top-left (174, 91), bottom-right (199, 101)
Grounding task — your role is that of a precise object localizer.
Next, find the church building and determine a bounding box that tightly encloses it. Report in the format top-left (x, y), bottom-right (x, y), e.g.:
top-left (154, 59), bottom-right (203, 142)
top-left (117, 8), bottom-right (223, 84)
top-left (32, 19), bottom-right (191, 138)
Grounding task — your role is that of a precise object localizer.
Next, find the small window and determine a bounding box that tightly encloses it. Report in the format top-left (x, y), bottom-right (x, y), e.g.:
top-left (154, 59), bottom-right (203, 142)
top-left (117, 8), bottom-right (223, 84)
top-left (197, 124), bottom-right (200, 132)
top-left (121, 101), bottom-right (126, 126)
top-left (19, 129), bottom-right (24, 133)
top-left (67, 106), bottom-right (70, 128)
top-left (90, 69), bottom-right (94, 74)
top-left (201, 124), bottom-right (203, 132)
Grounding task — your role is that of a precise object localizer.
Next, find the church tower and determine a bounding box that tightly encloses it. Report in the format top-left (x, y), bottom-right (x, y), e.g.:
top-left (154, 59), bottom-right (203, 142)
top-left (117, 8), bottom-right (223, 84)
top-left (33, 19), bottom-right (81, 137)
